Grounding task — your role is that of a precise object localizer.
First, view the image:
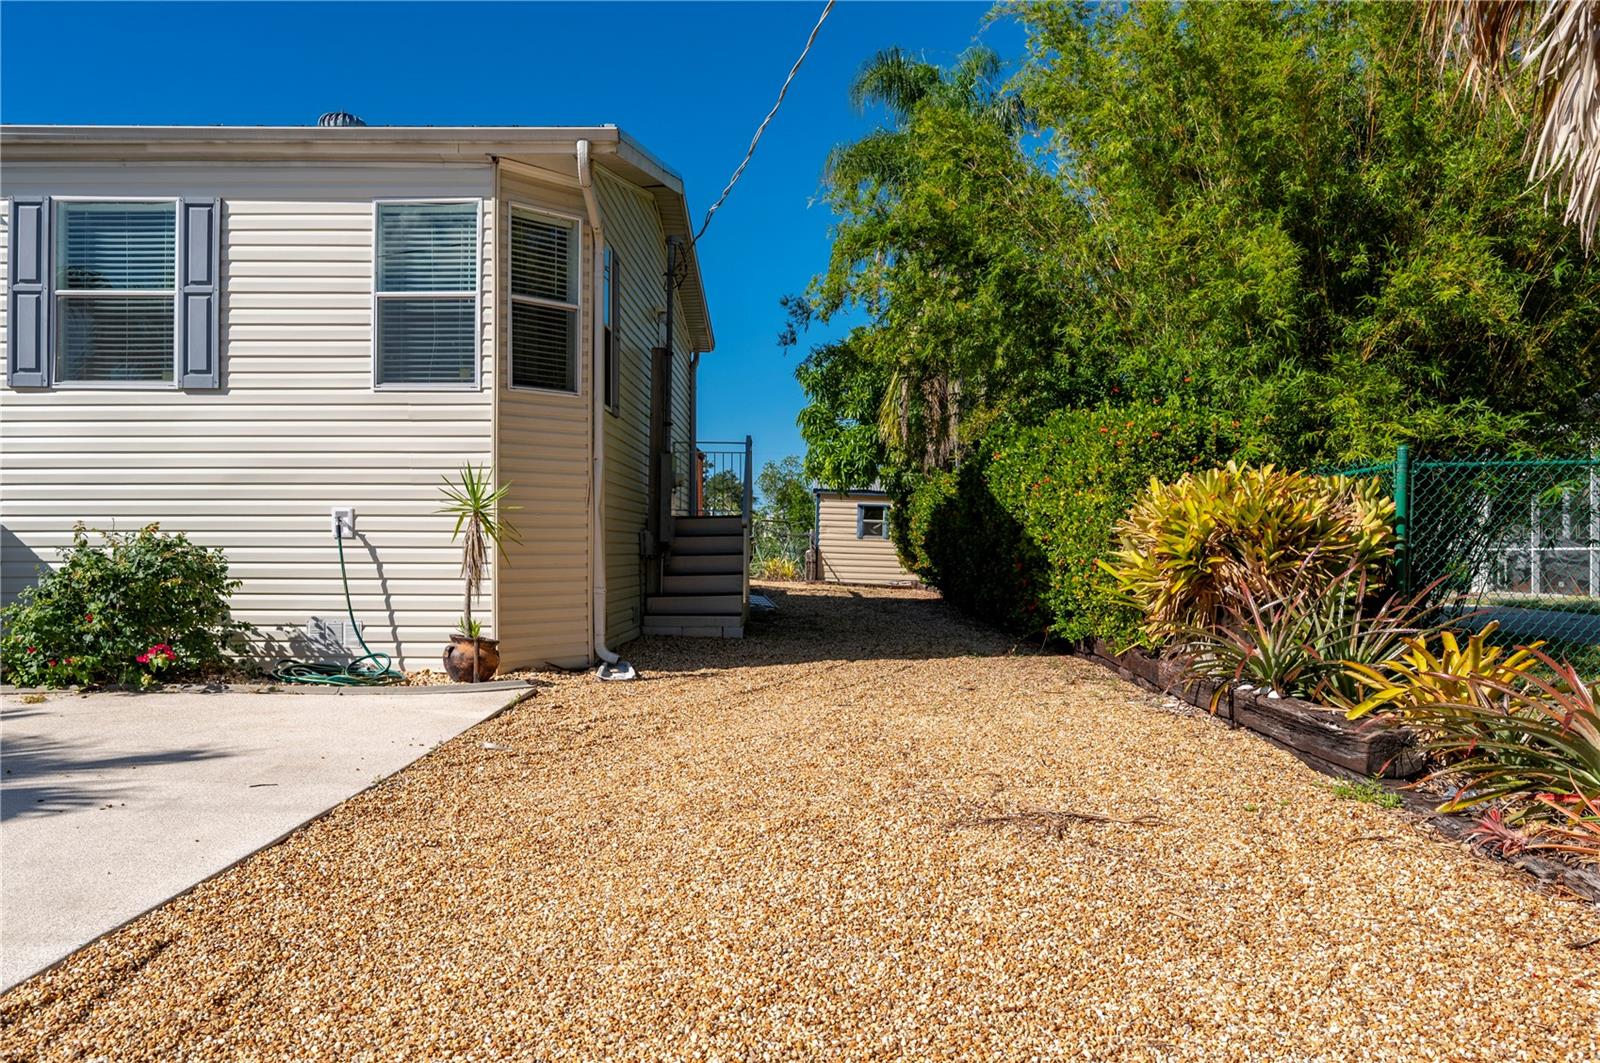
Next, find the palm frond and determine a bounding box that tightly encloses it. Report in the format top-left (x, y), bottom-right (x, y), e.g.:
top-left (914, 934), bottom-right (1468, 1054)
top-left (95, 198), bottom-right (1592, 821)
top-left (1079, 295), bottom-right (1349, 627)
top-left (1424, 0), bottom-right (1600, 250)
top-left (848, 47), bottom-right (943, 118)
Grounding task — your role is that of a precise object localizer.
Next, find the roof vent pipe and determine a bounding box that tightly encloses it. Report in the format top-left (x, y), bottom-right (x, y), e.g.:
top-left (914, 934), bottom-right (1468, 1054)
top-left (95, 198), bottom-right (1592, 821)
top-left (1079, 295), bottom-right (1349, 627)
top-left (317, 111), bottom-right (367, 127)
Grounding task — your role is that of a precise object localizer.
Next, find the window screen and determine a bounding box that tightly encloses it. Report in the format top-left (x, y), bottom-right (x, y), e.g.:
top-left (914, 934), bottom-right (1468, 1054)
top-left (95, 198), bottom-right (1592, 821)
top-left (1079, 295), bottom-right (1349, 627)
top-left (55, 201), bottom-right (177, 383)
top-left (374, 202), bottom-right (478, 386)
top-left (510, 209), bottom-right (579, 392)
top-left (603, 247), bottom-right (621, 410)
top-left (859, 504), bottom-right (889, 539)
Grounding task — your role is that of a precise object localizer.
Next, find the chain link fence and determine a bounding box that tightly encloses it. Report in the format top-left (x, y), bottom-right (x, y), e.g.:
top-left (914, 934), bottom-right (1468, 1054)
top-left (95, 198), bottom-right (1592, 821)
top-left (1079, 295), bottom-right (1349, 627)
top-left (751, 517), bottom-right (811, 581)
top-left (1331, 448), bottom-right (1600, 675)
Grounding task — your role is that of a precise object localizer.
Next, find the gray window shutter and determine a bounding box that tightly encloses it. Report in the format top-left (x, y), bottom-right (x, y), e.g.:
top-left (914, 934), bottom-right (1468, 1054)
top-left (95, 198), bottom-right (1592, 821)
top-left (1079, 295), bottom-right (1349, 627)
top-left (7, 197), bottom-right (49, 388)
top-left (179, 198), bottom-right (220, 388)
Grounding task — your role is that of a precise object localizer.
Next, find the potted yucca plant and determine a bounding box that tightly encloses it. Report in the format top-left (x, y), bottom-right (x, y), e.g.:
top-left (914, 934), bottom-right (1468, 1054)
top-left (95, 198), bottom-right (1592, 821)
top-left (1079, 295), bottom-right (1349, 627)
top-left (437, 464), bottom-right (521, 682)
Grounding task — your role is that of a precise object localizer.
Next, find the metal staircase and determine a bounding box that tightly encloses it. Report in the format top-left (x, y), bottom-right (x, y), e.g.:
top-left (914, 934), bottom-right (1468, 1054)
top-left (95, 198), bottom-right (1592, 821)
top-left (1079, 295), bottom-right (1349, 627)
top-left (642, 438), bottom-right (751, 638)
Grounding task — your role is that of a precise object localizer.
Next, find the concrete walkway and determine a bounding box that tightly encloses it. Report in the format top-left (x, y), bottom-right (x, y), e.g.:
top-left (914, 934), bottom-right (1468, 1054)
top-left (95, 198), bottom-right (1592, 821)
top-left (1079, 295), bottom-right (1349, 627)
top-left (0, 685), bottom-right (518, 989)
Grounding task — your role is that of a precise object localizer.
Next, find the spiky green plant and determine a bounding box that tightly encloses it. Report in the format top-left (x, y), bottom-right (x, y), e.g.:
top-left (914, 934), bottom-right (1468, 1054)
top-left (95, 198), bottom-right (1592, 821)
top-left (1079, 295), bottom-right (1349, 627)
top-left (1406, 649), bottom-right (1600, 812)
top-left (437, 464), bottom-right (522, 643)
top-left (1175, 566), bottom-right (1435, 710)
top-left (1102, 463), bottom-right (1395, 643)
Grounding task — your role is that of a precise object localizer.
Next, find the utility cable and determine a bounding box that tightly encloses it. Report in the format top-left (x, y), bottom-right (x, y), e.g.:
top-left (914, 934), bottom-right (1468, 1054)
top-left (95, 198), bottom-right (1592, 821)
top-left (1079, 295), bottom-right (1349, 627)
top-left (692, 0), bottom-right (836, 245)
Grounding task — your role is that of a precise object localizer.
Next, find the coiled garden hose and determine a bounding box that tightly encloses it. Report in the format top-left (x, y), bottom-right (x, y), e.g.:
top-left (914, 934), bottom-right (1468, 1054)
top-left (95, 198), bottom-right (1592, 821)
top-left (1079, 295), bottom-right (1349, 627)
top-left (269, 532), bottom-right (403, 686)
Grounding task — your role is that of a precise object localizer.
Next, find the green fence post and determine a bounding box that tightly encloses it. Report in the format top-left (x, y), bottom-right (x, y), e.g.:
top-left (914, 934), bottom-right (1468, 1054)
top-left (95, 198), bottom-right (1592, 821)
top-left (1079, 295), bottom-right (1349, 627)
top-left (1394, 443), bottom-right (1411, 594)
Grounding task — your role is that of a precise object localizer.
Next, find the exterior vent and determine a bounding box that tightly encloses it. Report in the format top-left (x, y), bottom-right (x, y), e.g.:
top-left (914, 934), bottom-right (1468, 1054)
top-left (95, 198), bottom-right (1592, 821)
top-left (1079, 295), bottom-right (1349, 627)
top-left (318, 111), bottom-right (367, 128)
top-left (306, 615), bottom-right (363, 656)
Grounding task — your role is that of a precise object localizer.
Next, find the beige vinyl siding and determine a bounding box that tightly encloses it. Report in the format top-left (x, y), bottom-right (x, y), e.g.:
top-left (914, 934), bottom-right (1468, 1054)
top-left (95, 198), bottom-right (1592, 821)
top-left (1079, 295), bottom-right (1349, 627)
top-left (594, 167), bottom-right (697, 646)
top-left (493, 167), bottom-right (593, 669)
top-left (0, 199), bottom-right (7, 369)
top-left (0, 163), bottom-right (495, 671)
top-left (816, 493), bottom-right (917, 586)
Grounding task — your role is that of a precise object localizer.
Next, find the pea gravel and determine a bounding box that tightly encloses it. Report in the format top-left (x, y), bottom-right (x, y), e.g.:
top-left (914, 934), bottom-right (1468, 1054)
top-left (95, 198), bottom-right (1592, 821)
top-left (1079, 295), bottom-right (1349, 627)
top-left (4, 583), bottom-right (1597, 1061)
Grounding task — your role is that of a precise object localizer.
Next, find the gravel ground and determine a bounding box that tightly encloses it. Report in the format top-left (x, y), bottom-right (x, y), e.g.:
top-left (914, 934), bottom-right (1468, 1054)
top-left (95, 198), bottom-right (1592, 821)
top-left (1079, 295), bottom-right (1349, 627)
top-left (3, 583), bottom-right (1597, 1061)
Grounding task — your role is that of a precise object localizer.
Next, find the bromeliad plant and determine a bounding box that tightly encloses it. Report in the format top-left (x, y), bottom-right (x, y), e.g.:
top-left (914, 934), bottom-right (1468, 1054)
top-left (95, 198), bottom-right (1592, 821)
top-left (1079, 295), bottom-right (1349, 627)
top-left (1336, 621), bottom-right (1545, 723)
top-left (1403, 649), bottom-right (1600, 813)
top-left (1175, 566), bottom-right (1437, 709)
top-left (1102, 463), bottom-right (1395, 643)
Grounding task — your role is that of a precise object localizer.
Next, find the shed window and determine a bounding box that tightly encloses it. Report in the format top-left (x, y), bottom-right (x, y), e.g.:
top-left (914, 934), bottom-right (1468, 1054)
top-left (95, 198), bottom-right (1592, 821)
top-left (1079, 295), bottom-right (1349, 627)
top-left (374, 201), bottom-right (479, 387)
top-left (510, 208), bottom-right (580, 393)
top-left (857, 503), bottom-right (889, 539)
top-left (55, 201), bottom-right (178, 384)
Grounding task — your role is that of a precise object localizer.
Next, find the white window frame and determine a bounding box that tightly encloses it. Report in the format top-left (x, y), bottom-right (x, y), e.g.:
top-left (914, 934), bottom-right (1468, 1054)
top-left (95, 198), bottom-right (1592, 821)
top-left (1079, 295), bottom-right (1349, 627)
top-left (506, 202), bottom-right (584, 397)
top-left (370, 198), bottom-right (483, 392)
top-left (857, 502), bottom-right (890, 540)
top-left (51, 196), bottom-right (182, 390)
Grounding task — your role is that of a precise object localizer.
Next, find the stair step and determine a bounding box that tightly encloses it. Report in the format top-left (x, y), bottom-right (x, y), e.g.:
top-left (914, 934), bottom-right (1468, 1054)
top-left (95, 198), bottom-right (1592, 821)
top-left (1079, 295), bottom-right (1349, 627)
top-left (665, 553), bottom-right (745, 576)
top-left (674, 515), bottom-right (743, 537)
top-left (641, 617), bottom-right (745, 639)
top-left (645, 594), bottom-right (745, 617)
top-left (670, 535), bottom-right (744, 556)
top-left (661, 572), bottom-right (743, 595)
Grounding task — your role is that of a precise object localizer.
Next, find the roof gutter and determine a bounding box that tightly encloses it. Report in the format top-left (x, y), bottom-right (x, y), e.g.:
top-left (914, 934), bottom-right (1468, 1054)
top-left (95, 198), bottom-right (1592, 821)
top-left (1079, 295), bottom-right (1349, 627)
top-left (578, 139), bottom-right (637, 681)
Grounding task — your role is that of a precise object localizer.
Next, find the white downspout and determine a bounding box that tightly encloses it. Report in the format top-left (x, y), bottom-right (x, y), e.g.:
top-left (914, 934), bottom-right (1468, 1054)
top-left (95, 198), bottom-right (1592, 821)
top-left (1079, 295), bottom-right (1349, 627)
top-left (578, 139), bottom-right (636, 680)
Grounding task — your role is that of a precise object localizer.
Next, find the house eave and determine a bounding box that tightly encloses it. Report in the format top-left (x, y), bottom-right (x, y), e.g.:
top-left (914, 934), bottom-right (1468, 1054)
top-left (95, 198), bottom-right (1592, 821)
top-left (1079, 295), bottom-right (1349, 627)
top-left (0, 123), bottom-right (715, 352)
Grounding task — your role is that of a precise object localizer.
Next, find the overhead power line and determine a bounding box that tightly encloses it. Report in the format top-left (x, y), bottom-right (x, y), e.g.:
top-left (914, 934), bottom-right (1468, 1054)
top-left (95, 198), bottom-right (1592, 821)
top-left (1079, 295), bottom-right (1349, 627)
top-left (692, 0), bottom-right (836, 245)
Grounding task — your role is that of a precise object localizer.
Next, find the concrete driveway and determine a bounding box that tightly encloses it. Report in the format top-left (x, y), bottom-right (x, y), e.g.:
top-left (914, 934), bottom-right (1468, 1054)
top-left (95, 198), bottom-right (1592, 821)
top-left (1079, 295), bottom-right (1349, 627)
top-left (0, 684), bottom-right (521, 990)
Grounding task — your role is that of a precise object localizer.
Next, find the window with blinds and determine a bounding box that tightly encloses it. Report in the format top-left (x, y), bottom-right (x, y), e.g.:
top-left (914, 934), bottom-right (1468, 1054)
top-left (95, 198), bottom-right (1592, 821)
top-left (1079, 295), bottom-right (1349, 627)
top-left (55, 201), bottom-right (178, 384)
top-left (374, 202), bottom-right (479, 387)
top-left (603, 247), bottom-right (621, 411)
top-left (510, 208), bottom-right (579, 393)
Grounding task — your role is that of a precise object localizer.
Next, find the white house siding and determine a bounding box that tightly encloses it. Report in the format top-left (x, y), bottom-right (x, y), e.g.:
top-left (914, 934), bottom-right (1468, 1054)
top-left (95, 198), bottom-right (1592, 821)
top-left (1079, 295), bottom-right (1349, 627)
top-left (0, 163), bottom-right (496, 672)
top-left (594, 168), bottom-right (697, 647)
top-left (493, 166), bottom-right (593, 669)
top-left (0, 200), bottom-right (7, 378)
top-left (816, 493), bottom-right (917, 586)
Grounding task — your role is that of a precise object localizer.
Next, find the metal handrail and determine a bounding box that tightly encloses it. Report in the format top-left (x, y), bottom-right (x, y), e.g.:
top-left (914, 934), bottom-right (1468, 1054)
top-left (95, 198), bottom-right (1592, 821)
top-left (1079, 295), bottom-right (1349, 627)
top-left (671, 437), bottom-right (754, 524)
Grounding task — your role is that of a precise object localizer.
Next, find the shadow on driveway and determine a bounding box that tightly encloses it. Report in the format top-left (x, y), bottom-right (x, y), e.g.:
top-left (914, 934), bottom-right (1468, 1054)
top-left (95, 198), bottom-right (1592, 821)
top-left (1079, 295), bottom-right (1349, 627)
top-left (1, 704), bottom-right (229, 822)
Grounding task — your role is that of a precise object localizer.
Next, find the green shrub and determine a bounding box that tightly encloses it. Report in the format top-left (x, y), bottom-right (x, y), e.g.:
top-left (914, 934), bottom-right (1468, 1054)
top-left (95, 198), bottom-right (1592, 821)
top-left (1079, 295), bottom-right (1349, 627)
top-left (897, 460), bottom-right (1051, 636)
top-left (893, 402), bottom-right (1241, 643)
top-left (0, 523), bottom-right (246, 688)
top-left (985, 403), bottom-right (1244, 645)
top-left (1102, 463), bottom-right (1394, 642)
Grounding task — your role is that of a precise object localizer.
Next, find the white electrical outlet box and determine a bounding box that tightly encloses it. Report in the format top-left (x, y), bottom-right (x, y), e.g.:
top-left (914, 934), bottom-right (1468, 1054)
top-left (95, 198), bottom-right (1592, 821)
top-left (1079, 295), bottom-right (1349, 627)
top-left (332, 507), bottom-right (355, 539)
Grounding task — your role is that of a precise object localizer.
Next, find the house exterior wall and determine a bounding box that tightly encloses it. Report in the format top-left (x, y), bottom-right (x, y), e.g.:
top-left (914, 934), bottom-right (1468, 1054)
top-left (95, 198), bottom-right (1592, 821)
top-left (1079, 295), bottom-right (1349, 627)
top-left (0, 163), bottom-right (497, 672)
top-left (815, 492), bottom-right (917, 586)
top-left (593, 168), bottom-right (697, 647)
top-left (493, 165), bottom-right (594, 669)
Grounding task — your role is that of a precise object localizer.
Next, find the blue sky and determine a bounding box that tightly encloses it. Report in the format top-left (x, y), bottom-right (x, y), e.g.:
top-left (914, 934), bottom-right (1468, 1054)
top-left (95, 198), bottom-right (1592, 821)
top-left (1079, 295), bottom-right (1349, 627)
top-left (0, 0), bottom-right (1027, 480)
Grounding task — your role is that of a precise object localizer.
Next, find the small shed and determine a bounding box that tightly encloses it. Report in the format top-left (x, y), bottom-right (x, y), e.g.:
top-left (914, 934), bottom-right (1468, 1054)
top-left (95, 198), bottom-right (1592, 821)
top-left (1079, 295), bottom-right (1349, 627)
top-left (810, 487), bottom-right (918, 586)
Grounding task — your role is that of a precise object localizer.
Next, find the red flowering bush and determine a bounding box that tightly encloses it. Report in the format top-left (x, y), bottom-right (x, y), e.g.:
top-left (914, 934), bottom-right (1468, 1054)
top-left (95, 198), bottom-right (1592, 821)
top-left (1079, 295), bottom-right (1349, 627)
top-left (0, 524), bottom-right (246, 688)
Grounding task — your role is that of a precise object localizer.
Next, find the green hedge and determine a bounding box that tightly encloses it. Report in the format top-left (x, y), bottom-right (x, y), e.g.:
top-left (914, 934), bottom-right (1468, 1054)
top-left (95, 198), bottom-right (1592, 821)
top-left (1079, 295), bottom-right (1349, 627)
top-left (895, 403), bottom-right (1244, 645)
top-left (897, 459), bottom-right (1052, 637)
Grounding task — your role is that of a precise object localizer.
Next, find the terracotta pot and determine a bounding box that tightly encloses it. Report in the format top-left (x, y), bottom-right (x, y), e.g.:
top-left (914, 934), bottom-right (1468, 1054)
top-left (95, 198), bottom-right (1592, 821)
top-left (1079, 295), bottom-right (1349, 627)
top-left (443, 635), bottom-right (499, 683)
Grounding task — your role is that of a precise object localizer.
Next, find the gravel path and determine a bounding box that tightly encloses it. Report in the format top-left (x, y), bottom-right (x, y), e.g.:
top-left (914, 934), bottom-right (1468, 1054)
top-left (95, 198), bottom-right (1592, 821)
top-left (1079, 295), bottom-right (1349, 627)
top-left (4, 583), bottom-right (1597, 1061)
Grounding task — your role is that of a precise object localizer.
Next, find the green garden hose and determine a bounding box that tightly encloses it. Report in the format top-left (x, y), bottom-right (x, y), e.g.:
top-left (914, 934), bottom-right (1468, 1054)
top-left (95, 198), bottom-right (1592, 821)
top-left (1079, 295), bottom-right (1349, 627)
top-left (269, 532), bottom-right (403, 686)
